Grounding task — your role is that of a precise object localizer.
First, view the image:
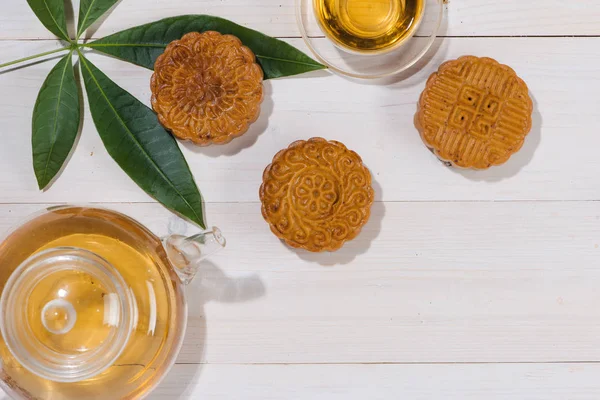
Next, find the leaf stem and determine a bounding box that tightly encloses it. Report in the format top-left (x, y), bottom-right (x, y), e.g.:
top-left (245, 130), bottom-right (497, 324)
top-left (79, 43), bottom-right (167, 49)
top-left (0, 47), bottom-right (71, 69)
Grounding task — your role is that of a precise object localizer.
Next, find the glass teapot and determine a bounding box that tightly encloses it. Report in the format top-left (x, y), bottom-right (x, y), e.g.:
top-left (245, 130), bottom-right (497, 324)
top-left (0, 206), bottom-right (225, 399)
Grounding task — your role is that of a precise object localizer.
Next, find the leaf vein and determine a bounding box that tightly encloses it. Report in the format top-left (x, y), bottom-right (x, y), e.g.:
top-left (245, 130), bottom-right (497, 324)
top-left (77, 0), bottom-right (98, 38)
top-left (79, 54), bottom-right (201, 224)
top-left (41, 52), bottom-right (72, 185)
top-left (42, 0), bottom-right (70, 41)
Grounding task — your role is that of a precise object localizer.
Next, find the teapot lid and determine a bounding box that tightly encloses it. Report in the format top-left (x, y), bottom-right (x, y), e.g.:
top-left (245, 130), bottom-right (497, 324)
top-left (0, 247), bottom-right (135, 382)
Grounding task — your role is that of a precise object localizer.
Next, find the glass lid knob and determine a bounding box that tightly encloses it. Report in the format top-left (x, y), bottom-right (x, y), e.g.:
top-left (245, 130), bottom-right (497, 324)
top-left (0, 248), bottom-right (135, 383)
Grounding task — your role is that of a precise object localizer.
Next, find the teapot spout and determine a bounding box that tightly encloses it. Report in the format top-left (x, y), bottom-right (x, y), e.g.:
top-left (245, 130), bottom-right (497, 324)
top-left (163, 227), bottom-right (226, 285)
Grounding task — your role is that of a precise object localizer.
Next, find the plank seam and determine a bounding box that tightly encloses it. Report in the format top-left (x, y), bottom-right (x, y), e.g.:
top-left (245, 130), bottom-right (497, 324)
top-left (1, 35), bottom-right (600, 42)
top-left (173, 360), bottom-right (600, 366)
top-left (0, 200), bottom-right (597, 206)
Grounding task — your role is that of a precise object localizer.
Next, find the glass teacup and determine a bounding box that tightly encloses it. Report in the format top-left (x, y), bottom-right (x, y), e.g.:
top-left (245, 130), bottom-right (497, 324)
top-left (297, 0), bottom-right (446, 79)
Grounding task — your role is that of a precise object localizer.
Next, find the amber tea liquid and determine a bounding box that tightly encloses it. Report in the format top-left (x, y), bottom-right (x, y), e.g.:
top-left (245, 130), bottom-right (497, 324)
top-left (314, 0), bottom-right (424, 53)
top-left (0, 207), bottom-right (185, 399)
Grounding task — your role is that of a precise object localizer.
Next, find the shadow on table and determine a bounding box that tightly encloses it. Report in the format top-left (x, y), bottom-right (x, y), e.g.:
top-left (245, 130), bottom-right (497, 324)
top-left (82, 1), bottom-right (124, 40)
top-left (63, 0), bottom-right (123, 39)
top-left (288, 177), bottom-right (385, 266)
top-left (151, 260), bottom-right (266, 399)
top-left (451, 92), bottom-right (542, 182)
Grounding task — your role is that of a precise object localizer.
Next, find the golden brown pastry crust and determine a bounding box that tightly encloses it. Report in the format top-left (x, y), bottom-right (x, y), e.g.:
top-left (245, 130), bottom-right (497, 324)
top-left (416, 56), bottom-right (533, 169)
top-left (260, 138), bottom-right (375, 252)
top-left (151, 31), bottom-right (263, 146)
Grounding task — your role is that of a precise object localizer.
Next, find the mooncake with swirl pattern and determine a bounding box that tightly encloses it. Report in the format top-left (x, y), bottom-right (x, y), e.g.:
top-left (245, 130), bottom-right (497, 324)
top-left (260, 138), bottom-right (374, 252)
top-left (151, 31), bottom-right (263, 146)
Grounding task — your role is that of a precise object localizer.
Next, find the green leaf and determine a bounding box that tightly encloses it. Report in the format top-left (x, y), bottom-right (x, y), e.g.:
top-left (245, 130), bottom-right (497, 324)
top-left (77, 0), bottom-right (120, 39)
top-left (79, 54), bottom-right (206, 228)
top-left (87, 15), bottom-right (326, 79)
top-left (32, 52), bottom-right (80, 190)
top-left (26, 0), bottom-right (70, 41)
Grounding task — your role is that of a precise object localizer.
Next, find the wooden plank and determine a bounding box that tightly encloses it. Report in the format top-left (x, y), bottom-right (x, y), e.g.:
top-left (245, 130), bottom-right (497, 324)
top-left (0, 202), bottom-right (598, 364)
top-left (1, 0), bottom-right (599, 40)
top-left (148, 363), bottom-right (600, 400)
top-left (1, 362), bottom-right (598, 399)
top-left (0, 38), bottom-right (599, 203)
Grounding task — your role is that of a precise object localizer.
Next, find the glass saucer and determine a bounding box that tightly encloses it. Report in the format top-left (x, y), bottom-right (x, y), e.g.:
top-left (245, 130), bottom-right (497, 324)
top-left (296, 0), bottom-right (446, 79)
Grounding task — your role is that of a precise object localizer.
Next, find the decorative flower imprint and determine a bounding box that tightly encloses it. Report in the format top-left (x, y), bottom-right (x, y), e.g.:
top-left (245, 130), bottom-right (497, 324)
top-left (260, 138), bottom-right (374, 252)
top-left (294, 171), bottom-right (339, 219)
top-left (151, 31), bottom-right (263, 146)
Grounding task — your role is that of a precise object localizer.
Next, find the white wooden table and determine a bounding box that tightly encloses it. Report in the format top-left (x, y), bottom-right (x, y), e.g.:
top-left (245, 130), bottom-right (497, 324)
top-left (1, 0), bottom-right (600, 398)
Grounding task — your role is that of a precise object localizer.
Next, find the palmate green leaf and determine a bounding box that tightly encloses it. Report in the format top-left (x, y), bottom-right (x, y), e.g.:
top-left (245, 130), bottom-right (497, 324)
top-left (87, 15), bottom-right (326, 79)
top-left (26, 0), bottom-right (70, 41)
top-left (77, 0), bottom-right (120, 39)
top-left (32, 52), bottom-right (80, 189)
top-left (79, 54), bottom-right (206, 228)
